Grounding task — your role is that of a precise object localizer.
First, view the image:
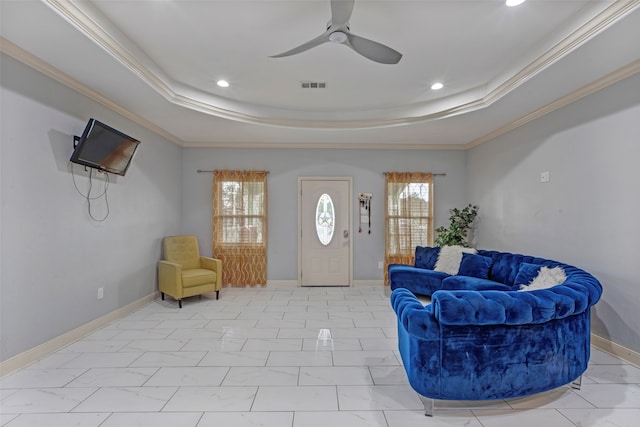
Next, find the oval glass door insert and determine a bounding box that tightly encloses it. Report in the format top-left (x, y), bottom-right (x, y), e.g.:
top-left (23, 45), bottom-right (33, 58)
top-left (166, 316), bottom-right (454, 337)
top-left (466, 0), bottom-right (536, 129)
top-left (316, 193), bottom-right (335, 245)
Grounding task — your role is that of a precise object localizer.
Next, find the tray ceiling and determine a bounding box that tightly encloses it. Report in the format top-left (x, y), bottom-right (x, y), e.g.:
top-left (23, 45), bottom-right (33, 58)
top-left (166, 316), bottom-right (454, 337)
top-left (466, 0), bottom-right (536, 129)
top-left (1, 0), bottom-right (639, 147)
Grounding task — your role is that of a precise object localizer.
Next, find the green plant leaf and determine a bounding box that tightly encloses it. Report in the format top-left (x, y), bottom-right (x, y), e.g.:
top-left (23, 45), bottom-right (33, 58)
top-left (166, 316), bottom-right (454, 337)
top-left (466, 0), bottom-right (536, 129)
top-left (434, 204), bottom-right (479, 247)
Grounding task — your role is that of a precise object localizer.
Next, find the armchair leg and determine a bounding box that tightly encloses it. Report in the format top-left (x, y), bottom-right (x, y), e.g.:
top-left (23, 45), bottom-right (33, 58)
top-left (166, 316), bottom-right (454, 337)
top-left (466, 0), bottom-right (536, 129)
top-left (178, 299), bottom-right (182, 309)
top-left (418, 395), bottom-right (434, 417)
top-left (161, 292), bottom-right (165, 300)
top-left (216, 290), bottom-right (220, 300)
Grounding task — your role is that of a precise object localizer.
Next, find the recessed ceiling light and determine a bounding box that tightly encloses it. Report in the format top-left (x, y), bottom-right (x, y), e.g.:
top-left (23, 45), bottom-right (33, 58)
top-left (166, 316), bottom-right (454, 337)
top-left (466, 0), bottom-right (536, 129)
top-left (217, 80), bottom-right (230, 88)
top-left (506, 0), bottom-right (526, 6)
top-left (431, 82), bottom-right (444, 91)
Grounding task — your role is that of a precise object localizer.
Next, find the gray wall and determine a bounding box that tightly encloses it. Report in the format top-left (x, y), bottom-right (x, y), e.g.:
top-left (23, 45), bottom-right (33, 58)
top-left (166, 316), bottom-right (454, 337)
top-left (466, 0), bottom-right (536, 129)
top-left (181, 148), bottom-right (468, 281)
top-left (467, 74), bottom-right (640, 353)
top-left (0, 54), bottom-right (183, 361)
top-left (4, 44), bottom-right (638, 363)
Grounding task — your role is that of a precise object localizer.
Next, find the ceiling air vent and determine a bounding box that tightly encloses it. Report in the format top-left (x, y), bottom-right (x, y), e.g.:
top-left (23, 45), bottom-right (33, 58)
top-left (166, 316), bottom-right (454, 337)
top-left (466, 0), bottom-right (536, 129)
top-left (300, 81), bottom-right (327, 89)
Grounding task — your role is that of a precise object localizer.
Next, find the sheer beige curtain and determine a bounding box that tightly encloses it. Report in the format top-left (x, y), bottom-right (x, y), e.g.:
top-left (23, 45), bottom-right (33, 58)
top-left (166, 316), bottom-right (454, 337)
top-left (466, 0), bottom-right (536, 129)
top-left (384, 172), bottom-right (433, 285)
top-left (212, 170), bottom-right (267, 287)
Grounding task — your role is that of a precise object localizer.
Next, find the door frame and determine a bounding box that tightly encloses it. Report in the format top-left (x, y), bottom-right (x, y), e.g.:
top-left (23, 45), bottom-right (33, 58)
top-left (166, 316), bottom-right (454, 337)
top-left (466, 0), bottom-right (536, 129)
top-left (298, 176), bottom-right (353, 287)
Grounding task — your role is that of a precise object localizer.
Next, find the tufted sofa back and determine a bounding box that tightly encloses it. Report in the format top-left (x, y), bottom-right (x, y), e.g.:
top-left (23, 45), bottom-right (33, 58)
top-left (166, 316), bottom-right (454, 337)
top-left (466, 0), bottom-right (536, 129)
top-left (431, 250), bottom-right (603, 326)
top-left (477, 250), bottom-right (559, 286)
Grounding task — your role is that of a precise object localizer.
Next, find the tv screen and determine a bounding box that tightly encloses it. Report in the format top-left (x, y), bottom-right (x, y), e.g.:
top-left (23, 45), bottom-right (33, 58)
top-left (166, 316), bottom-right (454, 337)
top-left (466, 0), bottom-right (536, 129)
top-left (70, 118), bottom-right (140, 176)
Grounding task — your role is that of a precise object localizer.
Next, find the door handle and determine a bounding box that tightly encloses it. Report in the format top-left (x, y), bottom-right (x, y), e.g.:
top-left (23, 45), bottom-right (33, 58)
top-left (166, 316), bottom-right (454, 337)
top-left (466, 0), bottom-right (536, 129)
top-left (343, 229), bottom-right (349, 238)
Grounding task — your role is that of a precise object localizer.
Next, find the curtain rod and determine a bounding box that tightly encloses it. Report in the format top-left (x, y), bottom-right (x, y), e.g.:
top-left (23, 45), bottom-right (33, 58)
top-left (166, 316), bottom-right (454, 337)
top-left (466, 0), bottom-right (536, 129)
top-left (383, 172), bottom-right (446, 177)
top-left (197, 169), bottom-right (269, 174)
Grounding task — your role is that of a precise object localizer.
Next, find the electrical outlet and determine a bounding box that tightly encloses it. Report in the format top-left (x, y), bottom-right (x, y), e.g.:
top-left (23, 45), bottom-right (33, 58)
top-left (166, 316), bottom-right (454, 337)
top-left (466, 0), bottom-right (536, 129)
top-left (540, 171), bottom-right (550, 183)
top-left (378, 261), bottom-right (384, 269)
top-left (97, 287), bottom-right (104, 299)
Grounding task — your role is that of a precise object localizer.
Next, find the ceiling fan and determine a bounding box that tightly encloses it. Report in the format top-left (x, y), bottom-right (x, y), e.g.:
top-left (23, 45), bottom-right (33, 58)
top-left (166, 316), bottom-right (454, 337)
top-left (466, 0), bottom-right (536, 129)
top-left (270, 0), bottom-right (402, 65)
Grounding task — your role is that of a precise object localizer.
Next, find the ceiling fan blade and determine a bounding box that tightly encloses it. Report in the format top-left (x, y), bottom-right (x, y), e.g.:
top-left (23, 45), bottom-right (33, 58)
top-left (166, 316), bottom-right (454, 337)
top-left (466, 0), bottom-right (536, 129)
top-left (346, 33), bottom-right (402, 64)
top-left (270, 0), bottom-right (402, 64)
top-left (270, 31), bottom-right (331, 58)
top-left (330, 0), bottom-right (355, 28)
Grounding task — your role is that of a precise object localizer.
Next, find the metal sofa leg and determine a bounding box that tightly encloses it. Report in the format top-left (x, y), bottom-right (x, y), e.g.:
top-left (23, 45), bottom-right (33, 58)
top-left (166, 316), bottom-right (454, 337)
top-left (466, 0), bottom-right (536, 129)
top-left (418, 395), bottom-right (434, 417)
top-left (570, 375), bottom-right (582, 390)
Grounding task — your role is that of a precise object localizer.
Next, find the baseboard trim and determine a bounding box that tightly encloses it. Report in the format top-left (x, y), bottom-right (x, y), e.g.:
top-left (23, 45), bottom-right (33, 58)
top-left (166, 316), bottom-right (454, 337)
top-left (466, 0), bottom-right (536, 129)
top-left (591, 333), bottom-right (640, 367)
top-left (352, 280), bottom-right (384, 287)
top-left (266, 280), bottom-right (299, 287)
top-left (264, 280), bottom-right (385, 287)
top-left (0, 292), bottom-right (160, 377)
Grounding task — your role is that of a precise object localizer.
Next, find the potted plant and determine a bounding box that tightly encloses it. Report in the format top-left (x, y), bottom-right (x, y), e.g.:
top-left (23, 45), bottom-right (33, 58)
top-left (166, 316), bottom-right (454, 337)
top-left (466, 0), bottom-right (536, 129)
top-left (434, 204), bottom-right (479, 247)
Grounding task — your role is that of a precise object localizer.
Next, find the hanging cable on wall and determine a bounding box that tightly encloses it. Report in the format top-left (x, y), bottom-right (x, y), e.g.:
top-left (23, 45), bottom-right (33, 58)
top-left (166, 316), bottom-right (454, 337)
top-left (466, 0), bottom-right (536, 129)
top-left (71, 164), bottom-right (110, 222)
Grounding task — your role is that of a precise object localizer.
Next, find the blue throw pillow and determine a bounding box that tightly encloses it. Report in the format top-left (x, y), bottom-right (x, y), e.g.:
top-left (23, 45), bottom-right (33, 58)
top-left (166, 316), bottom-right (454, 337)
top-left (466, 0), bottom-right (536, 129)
top-left (514, 262), bottom-right (542, 285)
top-left (457, 253), bottom-right (493, 279)
top-left (414, 246), bottom-right (440, 270)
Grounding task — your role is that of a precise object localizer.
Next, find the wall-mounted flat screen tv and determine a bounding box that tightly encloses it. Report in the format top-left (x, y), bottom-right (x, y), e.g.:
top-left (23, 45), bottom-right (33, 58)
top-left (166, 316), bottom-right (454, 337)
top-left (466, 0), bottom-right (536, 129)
top-left (70, 118), bottom-right (140, 176)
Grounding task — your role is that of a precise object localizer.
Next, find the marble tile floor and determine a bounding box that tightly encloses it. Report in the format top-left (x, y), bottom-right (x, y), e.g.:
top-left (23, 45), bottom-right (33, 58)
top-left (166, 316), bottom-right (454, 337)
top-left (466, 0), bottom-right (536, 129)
top-left (1, 286), bottom-right (639, 426)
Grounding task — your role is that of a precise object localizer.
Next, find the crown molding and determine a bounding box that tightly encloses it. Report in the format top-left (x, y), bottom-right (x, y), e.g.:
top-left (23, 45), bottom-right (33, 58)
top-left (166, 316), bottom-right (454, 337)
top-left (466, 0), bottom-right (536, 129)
top-left (0, 37), bottom-right (184, 146)
top-left (40, 0), bottom-right (640, 130)
top-left (464, 59), bottom-right (640, 150)
top-left (481, 0), bottom-right (640, 107)
top-left (4, 35), bottom-right (637, 151)
top-left (182, 141), bottom-right (467, 150)
top-left (1, 36), bottom-right (457, 150)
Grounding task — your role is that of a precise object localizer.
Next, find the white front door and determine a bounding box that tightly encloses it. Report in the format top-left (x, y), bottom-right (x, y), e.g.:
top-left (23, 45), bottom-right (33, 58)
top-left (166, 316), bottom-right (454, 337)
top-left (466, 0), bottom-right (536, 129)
top-left (299, 178), bottom-right (352, 286)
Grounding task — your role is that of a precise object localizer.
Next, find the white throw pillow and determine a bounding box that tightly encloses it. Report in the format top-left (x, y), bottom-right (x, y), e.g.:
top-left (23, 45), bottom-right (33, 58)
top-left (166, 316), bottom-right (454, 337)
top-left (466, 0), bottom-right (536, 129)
top-left (519, 266), bottom-right (567, 291)
top-left (434, 245), bottom-right (477, 275)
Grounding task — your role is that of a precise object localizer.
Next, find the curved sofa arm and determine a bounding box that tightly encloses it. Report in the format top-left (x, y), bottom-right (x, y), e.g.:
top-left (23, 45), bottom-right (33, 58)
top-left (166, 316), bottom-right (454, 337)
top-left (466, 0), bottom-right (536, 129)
top-left (433, 277), bottom-right (602, 326)
top-left (431, 261), bottom-right (602, 326)
top-left (390, 289), bottom-right (440, 339)
top-left (388, 265), bottom-right (449, 295)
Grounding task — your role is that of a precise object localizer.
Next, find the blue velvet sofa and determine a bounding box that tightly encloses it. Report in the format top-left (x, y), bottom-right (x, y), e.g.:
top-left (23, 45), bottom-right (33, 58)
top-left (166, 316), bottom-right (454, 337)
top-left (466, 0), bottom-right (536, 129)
top-left (389, 247), bottom-right (603, 416)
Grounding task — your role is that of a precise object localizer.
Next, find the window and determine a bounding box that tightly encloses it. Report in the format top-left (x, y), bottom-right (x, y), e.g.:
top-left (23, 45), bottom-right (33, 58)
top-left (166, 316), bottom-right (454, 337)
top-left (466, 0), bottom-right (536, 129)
top-left (384, 172), bottom-right (433, 285)
top-left (316, 193), bottom-right (335, 245)
top-left (218, 180), bottom-right (265, 244)
top-left (213, 170), bottom-right (267, 286)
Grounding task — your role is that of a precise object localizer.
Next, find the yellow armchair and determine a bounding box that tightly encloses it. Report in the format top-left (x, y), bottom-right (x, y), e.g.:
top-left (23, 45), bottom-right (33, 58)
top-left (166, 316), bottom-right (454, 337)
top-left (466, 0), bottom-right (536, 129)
top-left (158, 235), bottom-right (222, 308)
